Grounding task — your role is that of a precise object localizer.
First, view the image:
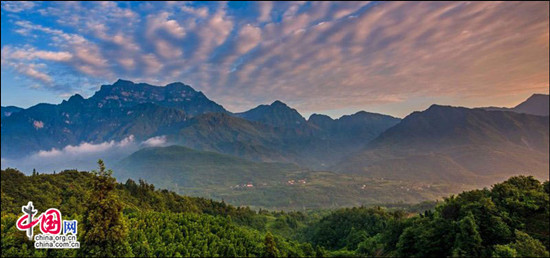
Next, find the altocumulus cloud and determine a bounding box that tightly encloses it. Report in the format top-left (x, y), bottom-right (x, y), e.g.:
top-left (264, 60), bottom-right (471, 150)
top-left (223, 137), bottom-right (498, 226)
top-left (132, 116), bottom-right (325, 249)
top-left (1, 1), bottom-right (548, 116)
top-left (1, 1), bottom-right (35, 13)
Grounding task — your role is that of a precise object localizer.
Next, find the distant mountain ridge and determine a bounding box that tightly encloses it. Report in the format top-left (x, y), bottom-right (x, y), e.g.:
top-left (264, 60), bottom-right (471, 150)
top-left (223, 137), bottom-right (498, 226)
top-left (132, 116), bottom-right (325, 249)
top-left (235, 100), bottom-right (306, 128)
top-left (166, 110), bottom-right (399, 168)
top-left (309, 111), bottom-right (401, 143)
top-left (483, 93), bottom-right (549, 116)
top-left (1, 106), bottom-right (23, 118)
top-left (335, 104), bottom-right (549, 185)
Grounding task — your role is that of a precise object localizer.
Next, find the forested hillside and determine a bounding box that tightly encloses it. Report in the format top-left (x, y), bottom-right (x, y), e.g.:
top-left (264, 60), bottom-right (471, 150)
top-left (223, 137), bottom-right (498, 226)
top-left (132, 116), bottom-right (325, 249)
top-left (1, 163), bottom-right (548, 257)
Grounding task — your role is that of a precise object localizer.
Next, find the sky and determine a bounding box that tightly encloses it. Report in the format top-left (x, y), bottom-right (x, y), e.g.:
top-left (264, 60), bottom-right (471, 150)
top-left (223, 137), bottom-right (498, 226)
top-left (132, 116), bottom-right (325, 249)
top-left (1, 1), bottom-right (548, 118)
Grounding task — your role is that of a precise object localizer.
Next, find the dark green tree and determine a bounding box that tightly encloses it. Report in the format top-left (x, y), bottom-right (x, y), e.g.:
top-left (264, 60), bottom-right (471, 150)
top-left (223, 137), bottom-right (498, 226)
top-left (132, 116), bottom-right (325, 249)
top-left (79, 160), bottom-right (132, 257)
top-left (452, 212), bottom-right (483, 256)
top-left (264, 232), bottom-right (279, 257)
top-left (345, 226), bottom-right (368, 250)
top-left (227, 244), bottom-right (237, 257)
top-left (508, 230), bottom-right (549, 257)
top-left (315, 245), bottom-right (326, 257)
top-left (396, 227), bottom-right (419, 255)
top-left (357, 234), bottom-right (384, 256)
top-left (492, 244), bottom-right (517, 257)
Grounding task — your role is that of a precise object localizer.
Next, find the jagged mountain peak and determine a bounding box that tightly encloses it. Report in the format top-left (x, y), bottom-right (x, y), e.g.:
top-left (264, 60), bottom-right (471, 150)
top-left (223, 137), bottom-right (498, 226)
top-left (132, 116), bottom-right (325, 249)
top-left (308, 113), bottom-right (333, 121)
top-left (236, 100), bottom-right (306, 128)
top-left (425, 104), bottom-right (464, 111)
top-left (165, 81), bottom-right (196, 91)
top-left (113, 78), bottom-right (134, 85)
top-left (69, 93), bottom-right (84, 100)
top-left (271, 100), bottom-right (288, 107)
top-left (99, 80), bottom-right (197, 94)
top-left (338, 110), bottom-right (401, 121)
top-left (529, 93), bottom-right (549, 98)
top-left (90, 79), bottom-right (227, 116)
top-left (67, 94), bottom-right (85, 103)
top-left (482, 94), bottom-right (549, 116)
top-left (513, 93), bottom-right (549, 116)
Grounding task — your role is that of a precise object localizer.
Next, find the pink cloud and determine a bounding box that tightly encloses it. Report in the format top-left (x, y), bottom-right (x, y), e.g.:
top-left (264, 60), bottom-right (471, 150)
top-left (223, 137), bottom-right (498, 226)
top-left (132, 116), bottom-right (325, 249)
top-left (3, 1), bottom-right (548, 117)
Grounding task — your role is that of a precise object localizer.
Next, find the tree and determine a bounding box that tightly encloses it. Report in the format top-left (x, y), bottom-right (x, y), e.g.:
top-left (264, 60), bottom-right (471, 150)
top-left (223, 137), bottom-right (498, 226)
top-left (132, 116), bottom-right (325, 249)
top-left (227, 244), bottom-right (237, 257)
top-left (492, 245), bottom-right (517, 257)
top-left (315, 245), bottom-right (327, 257)
top-left (509, 230), bottom-right (549, 257)
top-left (357, 233), bottom-right (385, 256)
top-left (396, 227), bottom-right (418, 256)
top-left (79, 160), bottom-right (132, 257)
top-left (345, 227), bottom-right (368, 250)
top-left (264, 232), bottom-right (279, 257)
top-left (452, 212), bottom-right (483, 256)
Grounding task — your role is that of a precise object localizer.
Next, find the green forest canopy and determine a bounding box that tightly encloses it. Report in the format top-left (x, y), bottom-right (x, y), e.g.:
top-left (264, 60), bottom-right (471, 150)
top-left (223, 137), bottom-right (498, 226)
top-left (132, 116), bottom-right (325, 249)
top-left (1, 164), bottom-right (548, 257)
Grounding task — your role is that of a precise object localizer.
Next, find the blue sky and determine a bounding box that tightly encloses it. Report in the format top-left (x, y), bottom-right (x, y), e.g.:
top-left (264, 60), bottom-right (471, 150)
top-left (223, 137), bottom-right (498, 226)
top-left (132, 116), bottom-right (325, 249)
top-left (1, 1), bottom-right (548, 118)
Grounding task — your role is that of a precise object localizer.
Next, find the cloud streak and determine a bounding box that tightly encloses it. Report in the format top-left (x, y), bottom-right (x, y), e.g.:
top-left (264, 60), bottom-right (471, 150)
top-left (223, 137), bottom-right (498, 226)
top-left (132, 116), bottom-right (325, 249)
top-left (0, 135), bottom-right (175, 174)
top-left (1, 136), bottom-right (137, 173)
top-left (36, 135), bottom-right (136, 158)
top-left (1, 1), bottom-right (36, 13)
top-left (1, 1), bottom-right (548, 117)
top-left (142, 135), bottom-right (168, 147)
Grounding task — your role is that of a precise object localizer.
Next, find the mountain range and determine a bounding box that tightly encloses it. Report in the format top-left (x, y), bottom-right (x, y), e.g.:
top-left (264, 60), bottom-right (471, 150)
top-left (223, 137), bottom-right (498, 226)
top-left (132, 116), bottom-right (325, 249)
top-left (1, 79), bottom-right (548, 208)
top-left (334, 105), bottom-right (549, 184)
top-left (1, 79), bottom-right (400, 169)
